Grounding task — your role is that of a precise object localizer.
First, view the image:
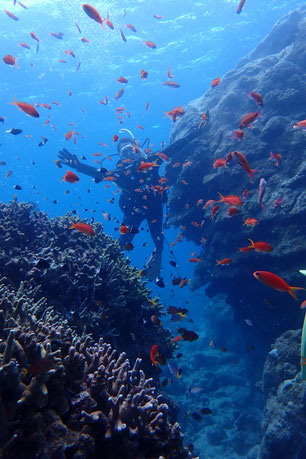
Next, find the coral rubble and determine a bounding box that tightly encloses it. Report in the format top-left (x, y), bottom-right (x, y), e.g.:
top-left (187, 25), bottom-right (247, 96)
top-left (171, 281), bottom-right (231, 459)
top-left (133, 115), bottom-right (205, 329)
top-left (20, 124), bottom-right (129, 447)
top-left (0, 279), bottom-right (189, 458)
top-left (0, 200), bottom-right (173, 377)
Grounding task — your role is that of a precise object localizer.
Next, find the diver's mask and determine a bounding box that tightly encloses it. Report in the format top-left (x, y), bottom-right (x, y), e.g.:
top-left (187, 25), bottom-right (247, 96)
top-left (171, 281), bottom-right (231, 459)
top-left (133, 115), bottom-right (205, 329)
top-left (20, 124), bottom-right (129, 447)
top-left (118, 129), bottom-right (148, 161)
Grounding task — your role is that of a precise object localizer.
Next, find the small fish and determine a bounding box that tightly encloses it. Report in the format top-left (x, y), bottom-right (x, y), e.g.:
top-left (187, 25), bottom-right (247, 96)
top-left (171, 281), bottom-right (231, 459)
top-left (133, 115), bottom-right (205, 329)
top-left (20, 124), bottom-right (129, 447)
top-left (10, 96), bottom-right (39, 118)
top-left (123, 242), bottom-right (134, 251)
top-left (178, 328), bottom-right (199, 342)
top-left (141, 69), bottom-right (148, 79)
top-left (216, 258), bottom-right (232, 266)
top-left (218, 193), bottom-right (243, 206)
top-left (6, 128), bottom-right (22, 135)
top-left (258, 178), bottom-right (267, 210)
top-left (211, 77), bottom-right (220, 87)
top-left (213, 158), bottom-right (227, 169)
top-left (3, 54), bottom-right (19, 67)
top-left (293, 120), bottom-right (306, 130)
top-left (0, 161), bottom-right (7, 166)
top-left (117, 76), bottom-right (128, 84)
top-left (62, 170), bottom-right (79, 183)
top-left (137, 160), bottom-right (159, 172)
top-left (50, 32), bottom-right (64, 39)
top-left (30, 31), bottom-right (41, 42)
top-left (249, 91), bottom-right (263, 106)
top-left (75, 22), bottom-right (82, 34)
top-left (119, 28), bottom-right (127, 42)
top-left (268, 151), bottom-right (281, 166)
top-left (167, 360), bottom-right (182, 379)
top-left (236, 0), bottom-right (247, 14)
top-left (272, 197), bottom-right (283, 209)
top-left (227, 207), bottom-right (241, 217)
top-left (125, 23), bottom-right (136, 32)
top-left (4, 10), bottom-right (19, 20)
top-left (253, 271), bottom-right (305, 300)
top-left (5, 170), bottom-right (13, 178)
top-left (144, 41), bottom-right (156, 49)
top-left (162, 81), bottom-right (180, 88)
top-left (248, 239), bottom-right (273, 252)
top-left (233, 151), bottom-right (258, 182)
top-left (232, 129), bottom-right (244, 140)
top-left (119, 224), bottom-right (129, 234)
top-left (82, 3), bottom-right (104, 26)
top-left (245, 319), bottom-right (253, 327)
top-left (54, 160), bottom-right (62, 169)
top-left (151, 315), bottom-right (162, 326)
top-left (70, 222), bottom-right (95, 236)
top-left (14, 185), bottom-right (22, 190)
top-left (155, 277), bottom-right (165, 288)
top-left (114, 89), bottom-right (124, 100)
top-left (239, 110), bottom-right (260, 129)
top-left (211, 205), bottom-right (220, 220)
top-left (243, 217), bottom-right (258, 227)
top-left (150, 344), bottom-right (159, 367)
top-left (189, 258), bottom-right (201, 263)
top-left (165, 105), bottom-right (185, 122)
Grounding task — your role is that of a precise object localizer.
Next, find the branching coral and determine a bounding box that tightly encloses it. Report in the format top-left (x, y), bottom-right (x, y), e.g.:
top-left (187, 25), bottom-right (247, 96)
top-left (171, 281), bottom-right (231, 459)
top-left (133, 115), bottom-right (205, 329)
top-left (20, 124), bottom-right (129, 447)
top-left (0, 201), bottom-right (174, 376)
top-left (0, 280), bottom-right (189, 458)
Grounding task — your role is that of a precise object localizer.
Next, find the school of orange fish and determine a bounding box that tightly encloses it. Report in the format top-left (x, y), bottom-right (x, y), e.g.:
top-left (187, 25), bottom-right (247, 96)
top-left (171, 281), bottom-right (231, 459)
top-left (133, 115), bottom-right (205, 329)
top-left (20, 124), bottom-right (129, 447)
top-left (2, 1), bottom-right (306, 407)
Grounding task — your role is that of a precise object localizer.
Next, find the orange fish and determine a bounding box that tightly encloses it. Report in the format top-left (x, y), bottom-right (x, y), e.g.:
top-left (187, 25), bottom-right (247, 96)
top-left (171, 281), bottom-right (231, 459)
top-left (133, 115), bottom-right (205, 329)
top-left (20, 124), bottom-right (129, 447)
top-left (217, 193), bottom-right (243, 206)
top-left (167, 68), bottom-right (174, 78)
top-left (243, 218), bottom-right (259, 227)
top-left (106, 19), bottom-right (114, 30)
top-left (236, 0), bottom-right (246, 14)
top-left (150, 344), bottom-right (159, 367)
top-left (141, 69), bottom-right (148, 79)
top-left (248, 239), bottom-right (273, 252)
top-left (81, 37), bottom-right (90, 43)
top-left (233, 151), bottom-right (258, 182)
top-left (293, 120), bottom-right (306, 130)
top-left (126, 24), bottom-right (136, 32)
top-left (268, 152), bottom-right (281, 166)
top-left (144, 41), bottom-right (156, 49)
top-left (10, 96), bottom-right (39, 118)
top-left (70, 222), bottom-right (95, 236)
top-left (137, 160), bottom-right (159, 172)
top-left (227, 207), bottom-right (241, 217)
top-left (165, 105), bottom-right (185, 122)
top-left (62, 170), bottom-right (79, 183)
top-left (232, 129), bottom-right (244, 140)
top-left (4, 10), bottom-right (19, 21)
top-left (198, 112), bottom-right (207, 128)
top-left (117, 76), bottom-right (128, 84)
top-left (119, 224), bottom-right (129, 234)
top-left (239, 110), bottom-right (260, 129)
top-left (217, 258), bottom-right (232, 265)
top-left (82, 4), bottom-right (104, 26)
top-left (64, 49), bottom-right (75, 58)
top-left (3, 54), bottom-right (19, 68)
top-left (162, 81), bottom-right (180, 88)
top-left (173, 335), bottom-right (182, 343)
top-left (54, 160), bottom-right (62, 169)
top-left (65, 130), bottom-right (75, 140)
top-left (213, 158), bottom-right (227, 169)
top-left (156, 153), bottom-right (169, 162)
top-left (30, 31), bottom-right (41, 42)
top-left (113, 134), bottom-right (119, 143)
top-left (189, 258), bottom-right (201, 263)
top-left (115, 89), bottom-right (124, 100)
top-left (203, 199), bottom-right (215, 209)
top-left (19, 43), bottom-right (30, 49)
top-left (238, 246), bottom-right (253, 253)
top-left (154, 14), bottom-right (163, 19)
top-left (249, 91), bottom-right (263, 106)
top-left (253, 271), bottom-right (305, 300)
top-left (211, 205), bottom-right (220, 220)
top-left (211, 77), bottom-right (220, 87)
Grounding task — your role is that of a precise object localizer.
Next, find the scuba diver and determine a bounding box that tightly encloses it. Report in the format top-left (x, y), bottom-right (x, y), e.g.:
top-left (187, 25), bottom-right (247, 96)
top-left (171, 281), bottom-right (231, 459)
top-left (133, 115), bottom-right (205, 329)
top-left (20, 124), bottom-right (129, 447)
top-left (58, 129), bottom-right (168, 281)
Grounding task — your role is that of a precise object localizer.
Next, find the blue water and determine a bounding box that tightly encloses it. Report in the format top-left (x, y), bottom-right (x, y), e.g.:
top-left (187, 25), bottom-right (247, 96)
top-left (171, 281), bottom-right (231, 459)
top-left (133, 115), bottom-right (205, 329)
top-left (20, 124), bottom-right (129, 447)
top-left (1, 0), bottom-right (305, 457)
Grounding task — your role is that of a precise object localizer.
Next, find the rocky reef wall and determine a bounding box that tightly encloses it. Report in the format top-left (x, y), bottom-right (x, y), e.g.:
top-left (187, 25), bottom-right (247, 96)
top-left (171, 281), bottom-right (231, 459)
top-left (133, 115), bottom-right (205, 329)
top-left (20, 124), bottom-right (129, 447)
top-left (165, 5), bottom-right (306, 346)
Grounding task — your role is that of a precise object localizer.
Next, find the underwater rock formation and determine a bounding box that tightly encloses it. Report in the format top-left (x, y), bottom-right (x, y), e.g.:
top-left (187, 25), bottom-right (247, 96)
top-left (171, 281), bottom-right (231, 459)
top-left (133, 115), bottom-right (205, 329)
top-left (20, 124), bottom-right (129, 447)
top-left (0, 200), bottom-right (174, 378)
top-left (247, 329), bottom-right (306, 459)
top-left (165, 5), bottom-right (306, 345)
top-left (0, 280), bottom-right (189, 458)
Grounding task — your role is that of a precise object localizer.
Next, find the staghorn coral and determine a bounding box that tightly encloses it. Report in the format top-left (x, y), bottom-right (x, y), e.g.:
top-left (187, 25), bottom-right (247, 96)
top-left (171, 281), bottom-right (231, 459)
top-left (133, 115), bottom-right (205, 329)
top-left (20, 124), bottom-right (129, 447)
top-left (0, 200), bottom-right (174, 376)
top-left (0, 279), bottom-right (189, 459)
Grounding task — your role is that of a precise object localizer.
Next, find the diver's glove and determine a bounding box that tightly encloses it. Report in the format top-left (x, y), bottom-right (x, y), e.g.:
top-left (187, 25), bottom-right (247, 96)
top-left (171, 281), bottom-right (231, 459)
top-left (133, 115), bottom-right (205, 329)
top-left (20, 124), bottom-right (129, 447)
top-left (58, 148), bottom-right (80, 170)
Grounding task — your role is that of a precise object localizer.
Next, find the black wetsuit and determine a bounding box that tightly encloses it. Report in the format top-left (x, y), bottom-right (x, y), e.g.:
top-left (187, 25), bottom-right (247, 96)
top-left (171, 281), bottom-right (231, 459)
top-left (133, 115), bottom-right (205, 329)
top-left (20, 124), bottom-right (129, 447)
top-left (111, 155), bottom-right (166, 251)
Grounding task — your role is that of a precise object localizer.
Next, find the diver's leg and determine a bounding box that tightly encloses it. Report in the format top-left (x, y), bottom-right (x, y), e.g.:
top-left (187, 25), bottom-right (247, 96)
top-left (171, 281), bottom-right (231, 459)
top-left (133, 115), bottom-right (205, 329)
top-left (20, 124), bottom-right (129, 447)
top-left (145, 201), bottom-right (164, 279)
top-left (118, 211), bottom-right (143, 248)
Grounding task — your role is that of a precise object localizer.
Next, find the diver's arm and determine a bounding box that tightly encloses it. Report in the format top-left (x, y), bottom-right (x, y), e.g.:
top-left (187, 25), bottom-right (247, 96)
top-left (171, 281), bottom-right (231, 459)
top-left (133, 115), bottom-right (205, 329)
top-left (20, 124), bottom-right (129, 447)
top-left (58, 149), bottom-right (107, 181)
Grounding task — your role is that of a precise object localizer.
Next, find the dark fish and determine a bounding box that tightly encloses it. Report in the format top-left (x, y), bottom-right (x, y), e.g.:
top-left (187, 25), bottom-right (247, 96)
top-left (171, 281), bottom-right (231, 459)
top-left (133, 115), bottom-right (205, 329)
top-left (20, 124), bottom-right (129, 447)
top-left (53, 200), bottom-right (58, 204)
top-left (155, 276), bottom-right (165, 288)
top-left (171, 277), bottom-right (181, 285)
top-left (81, 155), bottom-right (87, 160)
top-left (190, 412), bottom-right (202, 421)
top-left (170, 260), bottom-right (177, 267)
top-left (200, 408), bottom-right (212, 415)
top-left (176, 353), bottom-right (183, 358)
top-left (36, 258), bottom-right (50, 270)
top-left (14, 185), bottom-right (22, 190)
top-left (167, 306), bottom-right (188, 315)
top-left (6, 128), bottom-right (22, 135)
top-left (0, 116), bottom-right (5, 123)
top-left (161, 378), bottom-right (168, 387)
top-left (0, 161), bottom-right (7, 165)
top-left (123, 242), bottom-right (134, 251)
top-left (38, 137), bottom-right (48, 147)
top-left (130, 226), bottom-right (139, 234)
top-left (178, 328), bottom-right (199, 342)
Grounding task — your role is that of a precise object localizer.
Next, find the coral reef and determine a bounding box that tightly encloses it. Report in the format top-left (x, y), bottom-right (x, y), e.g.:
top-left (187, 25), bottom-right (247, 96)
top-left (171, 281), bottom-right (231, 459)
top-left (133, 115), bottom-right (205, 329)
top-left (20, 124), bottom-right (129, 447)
top-left (0, 279), bottom-right (189, 458)
top-left (0, 200), bottom-right (173, 377)
top-left (247, 329), bottom-right (306, 459)
top-left (164, 5), bottom-right (306, 347)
